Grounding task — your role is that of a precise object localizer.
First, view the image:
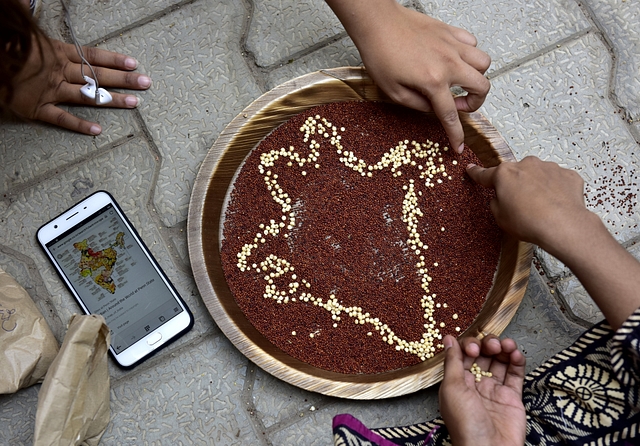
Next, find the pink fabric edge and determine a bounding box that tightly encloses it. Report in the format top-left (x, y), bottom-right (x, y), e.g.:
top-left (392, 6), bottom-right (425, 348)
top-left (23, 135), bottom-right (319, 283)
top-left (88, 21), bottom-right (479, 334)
top-left (332, 413), bottom-right (407, 446)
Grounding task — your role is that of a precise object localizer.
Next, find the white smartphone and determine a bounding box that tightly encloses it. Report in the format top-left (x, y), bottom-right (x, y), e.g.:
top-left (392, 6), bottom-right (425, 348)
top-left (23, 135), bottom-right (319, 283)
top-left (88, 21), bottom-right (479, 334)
top-left (37, 191), bottom-right (193, 368)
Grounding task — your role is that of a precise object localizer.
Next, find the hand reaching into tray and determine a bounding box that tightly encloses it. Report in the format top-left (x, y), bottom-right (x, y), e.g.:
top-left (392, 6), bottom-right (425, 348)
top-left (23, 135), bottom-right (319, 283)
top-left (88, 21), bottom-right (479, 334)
top-left (326, 0), bottom-right (491, 154)
top-left (467, 156), bottom-right (640, 330)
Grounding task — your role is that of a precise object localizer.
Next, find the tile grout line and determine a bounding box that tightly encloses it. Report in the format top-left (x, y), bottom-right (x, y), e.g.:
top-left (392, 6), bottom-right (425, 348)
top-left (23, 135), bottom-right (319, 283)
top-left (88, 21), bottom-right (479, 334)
top-left (487, 27), bottom-right (594, 81)
top-left (0, 133), bottom-right (137, 206)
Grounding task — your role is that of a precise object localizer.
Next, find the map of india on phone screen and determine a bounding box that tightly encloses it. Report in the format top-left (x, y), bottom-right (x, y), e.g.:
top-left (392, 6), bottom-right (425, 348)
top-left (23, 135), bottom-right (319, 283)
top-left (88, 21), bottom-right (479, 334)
top-left (46, 204), bottom-right (184, 354)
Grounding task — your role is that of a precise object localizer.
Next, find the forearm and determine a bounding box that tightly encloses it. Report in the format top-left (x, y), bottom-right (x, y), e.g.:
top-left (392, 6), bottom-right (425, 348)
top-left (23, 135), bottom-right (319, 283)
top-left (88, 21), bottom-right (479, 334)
top-left (325, 0), bottom-right (404, 51)
top-left (540, 211), bottom-right (640, 330)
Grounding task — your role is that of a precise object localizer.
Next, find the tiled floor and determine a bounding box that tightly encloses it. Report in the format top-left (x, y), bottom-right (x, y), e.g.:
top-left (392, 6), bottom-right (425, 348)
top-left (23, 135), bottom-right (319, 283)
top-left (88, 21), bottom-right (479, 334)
top-left (1, 0), bottom-right (638, 444)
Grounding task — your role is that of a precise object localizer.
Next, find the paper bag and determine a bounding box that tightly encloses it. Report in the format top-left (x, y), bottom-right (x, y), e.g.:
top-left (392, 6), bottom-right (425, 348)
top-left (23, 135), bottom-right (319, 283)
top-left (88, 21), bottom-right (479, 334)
top-left (33, 314), bottom-right (111, 446)
top-left (0, 267), bottom-right (59, 394)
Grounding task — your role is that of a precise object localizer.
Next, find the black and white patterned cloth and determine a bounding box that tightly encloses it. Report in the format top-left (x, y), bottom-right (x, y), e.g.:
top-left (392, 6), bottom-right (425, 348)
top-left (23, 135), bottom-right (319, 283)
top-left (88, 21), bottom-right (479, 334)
top-left (333, 308), bottom-right (640, 446)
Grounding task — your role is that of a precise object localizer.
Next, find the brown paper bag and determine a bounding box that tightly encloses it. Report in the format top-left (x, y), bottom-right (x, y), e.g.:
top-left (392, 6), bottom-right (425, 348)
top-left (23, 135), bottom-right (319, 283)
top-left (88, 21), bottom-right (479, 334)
top-left (33, 314), bottom-right (111, 446)
top-left (0, 267), bottom-right (59, 394)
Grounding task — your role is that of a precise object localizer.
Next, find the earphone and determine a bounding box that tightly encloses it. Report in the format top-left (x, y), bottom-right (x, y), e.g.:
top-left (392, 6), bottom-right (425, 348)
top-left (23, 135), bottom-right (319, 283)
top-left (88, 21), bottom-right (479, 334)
top-left (62, 0), bottom-right (113, 105)
top-left (79, 76), bottom-right (113, 105)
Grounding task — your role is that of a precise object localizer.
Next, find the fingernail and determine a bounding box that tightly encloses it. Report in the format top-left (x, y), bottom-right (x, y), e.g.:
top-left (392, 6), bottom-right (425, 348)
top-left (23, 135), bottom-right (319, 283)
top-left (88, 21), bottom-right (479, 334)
top-left (125, 96), bottom-right (139, 107)
top-left (489, 338), bottom-right (501, 348)
top-left (466, 163), bottom-right (477, 170)
top-left (443, 336), bottom-right (453, 351)
top-left (124, 57), bottom-right (138, 70)
top-left (457, 143), bottom-right (465, 154)
top-left (138, 76), bottom-right (152, 88)
top-left (90, 125), bottom-right (101, 135)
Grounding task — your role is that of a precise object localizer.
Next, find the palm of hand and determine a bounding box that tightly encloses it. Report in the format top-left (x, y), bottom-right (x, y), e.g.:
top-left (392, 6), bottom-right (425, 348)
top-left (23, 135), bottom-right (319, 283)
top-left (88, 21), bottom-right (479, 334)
top-left (458, 374), bottom-right (527, 445)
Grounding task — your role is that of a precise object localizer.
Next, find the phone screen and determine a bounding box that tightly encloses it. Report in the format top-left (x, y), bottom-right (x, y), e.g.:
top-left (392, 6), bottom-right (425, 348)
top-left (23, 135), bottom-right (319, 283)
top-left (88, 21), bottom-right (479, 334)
top-left (45, 203), bottom-right (184, 354)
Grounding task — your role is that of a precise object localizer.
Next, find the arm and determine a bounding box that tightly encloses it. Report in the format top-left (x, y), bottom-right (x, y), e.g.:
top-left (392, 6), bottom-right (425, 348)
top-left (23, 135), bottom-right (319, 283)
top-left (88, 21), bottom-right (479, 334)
top-left (467, 156), bottom-right (640, 330)
top-left (439, 334), bottom-right (527, 446)
top-left (326, 0), bottom-right (491, 153)
top-left (8, 32), bottom-right (151, 135)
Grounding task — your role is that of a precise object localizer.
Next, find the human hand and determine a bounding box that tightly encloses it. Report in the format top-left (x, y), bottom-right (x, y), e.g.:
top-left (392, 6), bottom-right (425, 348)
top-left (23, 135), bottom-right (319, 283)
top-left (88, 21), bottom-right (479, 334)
top-left (9, 34), bottom-right (151, 135)
top-left (439, 334), bottom-right (526, 446)
top-left (327, 0), bottom-right (490, 153)
top-left (465, 156), bottom-right (591, 257)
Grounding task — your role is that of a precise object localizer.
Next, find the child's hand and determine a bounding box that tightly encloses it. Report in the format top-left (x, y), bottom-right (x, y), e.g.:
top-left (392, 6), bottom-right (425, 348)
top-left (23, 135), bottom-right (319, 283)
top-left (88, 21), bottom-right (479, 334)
top-left (9, 34), bottom-right (151, 135)
top-left (439, 334), bottom-right (526, 446)
top-left (327, 0), bottom-right (491, 154)
top-left (466, 156), bottom-right (590, 256)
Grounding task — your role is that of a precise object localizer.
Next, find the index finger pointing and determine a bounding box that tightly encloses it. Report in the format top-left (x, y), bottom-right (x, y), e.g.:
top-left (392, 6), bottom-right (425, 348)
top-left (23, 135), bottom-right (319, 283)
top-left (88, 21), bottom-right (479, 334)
top-left (429, 88), bottom-right (465, 153)
top-left (466, 163), bottom-right (496, 189)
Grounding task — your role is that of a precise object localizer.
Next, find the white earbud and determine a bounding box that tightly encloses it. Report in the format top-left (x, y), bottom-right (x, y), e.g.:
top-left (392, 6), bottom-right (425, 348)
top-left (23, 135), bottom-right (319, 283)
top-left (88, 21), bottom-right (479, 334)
top-left (80, 75), bottom-right (96, 99)
top-left (80, 75), bottom-right (112, 105)
top-left (95, 88), bottom-right (113, 105)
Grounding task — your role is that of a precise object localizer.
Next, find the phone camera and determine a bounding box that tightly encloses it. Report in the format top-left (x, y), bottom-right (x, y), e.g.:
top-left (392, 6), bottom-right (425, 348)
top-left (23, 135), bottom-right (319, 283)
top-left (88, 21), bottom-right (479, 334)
top-left (54, 225), bottom-right (58, 229)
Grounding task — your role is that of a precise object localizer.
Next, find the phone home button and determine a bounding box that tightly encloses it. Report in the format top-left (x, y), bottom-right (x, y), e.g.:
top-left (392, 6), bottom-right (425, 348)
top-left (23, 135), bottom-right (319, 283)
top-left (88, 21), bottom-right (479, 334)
top-left (147, 332), bottom-right (162, 346)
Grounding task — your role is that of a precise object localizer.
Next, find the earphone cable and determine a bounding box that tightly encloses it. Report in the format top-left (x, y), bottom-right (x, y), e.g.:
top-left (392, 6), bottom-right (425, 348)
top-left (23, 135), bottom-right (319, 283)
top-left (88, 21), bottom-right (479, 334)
top-left (60, 0), bottom-right (100, 91)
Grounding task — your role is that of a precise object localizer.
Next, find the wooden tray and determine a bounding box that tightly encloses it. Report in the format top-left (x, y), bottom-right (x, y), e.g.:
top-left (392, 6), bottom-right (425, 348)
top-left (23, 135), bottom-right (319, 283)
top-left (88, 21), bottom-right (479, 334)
top-left (187, 67), bottom-right (533, 399)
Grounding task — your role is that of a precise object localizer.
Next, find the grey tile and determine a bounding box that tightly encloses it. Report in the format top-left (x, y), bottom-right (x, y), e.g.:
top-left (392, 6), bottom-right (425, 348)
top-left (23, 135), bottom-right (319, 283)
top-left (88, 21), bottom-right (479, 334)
top-left (104, 335), bottom-right (255, 445)
top-left (582, 0), bottom-right (640, 120)
top-left (266, 36), bottom-right (362, 91)
top-left (248, 0), bottom-right (413, 69)
top-left (418, 0), bottom-right (591, 72)
top-left (252, 369), bottom-right (326, 430)
top-left (53, 0), bottom-right (185, 43)
top-left (104, 0), bottom-right (263, 227)
top-left (247, 0), bottom-right (347, 68)
top-left (555, 275), bottom-right (603, 325)
top-left (0, 113), bottom-right (140, 196)
top-left (0, 386), bottom-right (39, 446)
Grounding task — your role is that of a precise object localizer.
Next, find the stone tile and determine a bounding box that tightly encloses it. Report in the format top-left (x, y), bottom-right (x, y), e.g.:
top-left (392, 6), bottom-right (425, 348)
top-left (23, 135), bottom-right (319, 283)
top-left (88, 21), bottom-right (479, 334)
top-left (0, 113), bottom-right (139, 196)
top-left (247, 0), bottom-right (347, 68)
top-left (555, 275), bottom-right (603, 325)
top-left (104, 0), bottom-right (263, 227)
top-left (252, 369), bottom-right (326, 430)
top-left (104, 335), bottom-right (253, 445)
top-left (249, 0), bottom-right (413, 69)
top-left (0, 386), bottom-right (39, 446)
top-left (417, 0), bottom-right (591, 72)
top-left (266, 36), bottom-right (362, 91)
top-left (582, 0), bottom-right (640, 120)
top-left (481, 32), bottom-right (640, 280)
top-left (51, 0), bottom-right (184, 43)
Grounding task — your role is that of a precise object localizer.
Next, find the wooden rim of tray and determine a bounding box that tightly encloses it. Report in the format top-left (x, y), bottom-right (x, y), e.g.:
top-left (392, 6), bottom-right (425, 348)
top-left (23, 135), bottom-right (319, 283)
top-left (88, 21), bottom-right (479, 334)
top-left (187, 67), bottom-right (533, 399)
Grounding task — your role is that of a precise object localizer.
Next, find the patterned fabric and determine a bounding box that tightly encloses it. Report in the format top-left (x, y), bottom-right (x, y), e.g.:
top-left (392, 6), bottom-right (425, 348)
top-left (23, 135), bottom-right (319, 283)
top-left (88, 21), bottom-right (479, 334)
top-left (333, 308), bottom-right (640, 446)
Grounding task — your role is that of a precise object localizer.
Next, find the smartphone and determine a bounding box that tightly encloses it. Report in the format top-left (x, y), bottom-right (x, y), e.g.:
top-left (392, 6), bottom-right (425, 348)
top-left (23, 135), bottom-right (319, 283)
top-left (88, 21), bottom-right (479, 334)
top-left (37, 191), bottom-right (193, 368)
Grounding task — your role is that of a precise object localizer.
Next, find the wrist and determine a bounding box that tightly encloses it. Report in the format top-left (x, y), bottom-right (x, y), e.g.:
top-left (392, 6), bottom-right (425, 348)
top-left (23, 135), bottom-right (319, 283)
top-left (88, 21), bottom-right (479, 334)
top-left (534, 210), bottom-right (602, 261)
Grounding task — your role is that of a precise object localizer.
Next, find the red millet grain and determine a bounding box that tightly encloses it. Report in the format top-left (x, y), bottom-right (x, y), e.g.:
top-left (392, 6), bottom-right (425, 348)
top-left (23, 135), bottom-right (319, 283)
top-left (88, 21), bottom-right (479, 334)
top-left (221, 101), bottom-right (501, 374)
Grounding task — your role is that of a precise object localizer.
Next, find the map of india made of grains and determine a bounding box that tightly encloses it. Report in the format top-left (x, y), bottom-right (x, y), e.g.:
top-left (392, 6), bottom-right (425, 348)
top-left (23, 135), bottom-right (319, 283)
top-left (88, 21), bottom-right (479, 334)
top-left (221, 101), bottom-right (501, 374)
